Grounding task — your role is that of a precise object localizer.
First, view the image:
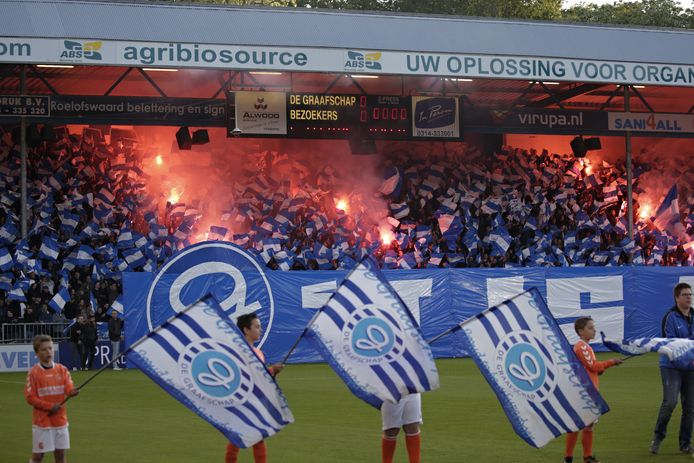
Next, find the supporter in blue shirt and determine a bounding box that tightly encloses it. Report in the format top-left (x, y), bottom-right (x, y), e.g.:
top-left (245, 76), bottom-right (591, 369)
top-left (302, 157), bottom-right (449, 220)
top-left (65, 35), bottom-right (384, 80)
top-left (651, 283), bottom-right (694, 455)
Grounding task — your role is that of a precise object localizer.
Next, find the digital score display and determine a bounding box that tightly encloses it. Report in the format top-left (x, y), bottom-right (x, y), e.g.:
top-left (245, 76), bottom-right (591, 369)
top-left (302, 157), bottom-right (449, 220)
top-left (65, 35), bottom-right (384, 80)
top-left (286, 93), bottom-right (411, 140)
top-left (358, 95), bottom-right (410, 139)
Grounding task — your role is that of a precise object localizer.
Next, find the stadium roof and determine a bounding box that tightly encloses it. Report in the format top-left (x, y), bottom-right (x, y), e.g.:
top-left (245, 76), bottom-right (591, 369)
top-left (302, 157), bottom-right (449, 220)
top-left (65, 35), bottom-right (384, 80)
top-left (2, 0), bottom-right (693, 66)
top-left (0, 0), bottom-right (692, 116)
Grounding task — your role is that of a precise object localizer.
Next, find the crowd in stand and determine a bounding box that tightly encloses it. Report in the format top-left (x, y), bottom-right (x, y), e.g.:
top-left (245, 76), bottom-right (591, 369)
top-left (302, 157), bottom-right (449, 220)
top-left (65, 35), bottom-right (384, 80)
top-left (0, 125), bottom-right (693, 331)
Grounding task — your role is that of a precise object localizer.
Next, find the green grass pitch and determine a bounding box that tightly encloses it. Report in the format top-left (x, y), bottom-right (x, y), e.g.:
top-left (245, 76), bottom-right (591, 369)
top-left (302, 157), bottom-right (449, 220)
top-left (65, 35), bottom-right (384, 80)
top-left (0, 354), bottom-right (678, 462)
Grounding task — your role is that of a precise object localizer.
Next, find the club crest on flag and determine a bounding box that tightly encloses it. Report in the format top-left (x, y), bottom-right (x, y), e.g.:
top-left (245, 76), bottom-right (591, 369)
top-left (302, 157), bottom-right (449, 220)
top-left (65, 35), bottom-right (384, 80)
top-left (179, 339), bottom-right (254, 407)
top-left (306, 256), bottom-right (439, 409)
top-left (496, 331), bottom-right (557, 402)
top-left (458, 289), bottom-right (609, 448)
top-left (146, 241), bottom-right (275, 346)
top-left (342, 305), bottom-right (406, 365)
top-left (126, 297), bottom-right (293, 449)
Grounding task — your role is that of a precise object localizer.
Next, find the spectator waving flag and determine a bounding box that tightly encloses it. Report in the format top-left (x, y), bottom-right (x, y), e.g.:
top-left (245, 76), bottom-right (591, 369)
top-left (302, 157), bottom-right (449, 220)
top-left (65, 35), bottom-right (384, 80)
top-left (108, 296), bottom-right (124, 317)
top-left (48, 286), bottom-right (71, 314)
top-left (379, 166), bottom-right (401, 196)
top-left (125, 297), bottom-right (293, 448)
top-left (39, 235), bottom-right (60, 261)
top-left (456, 288), bottom-right (608, 447)
top-left (8, 283), bottom-right (27, 302)
top-left (305, 256), bottom-right (439, 409)
top-left (601, 333), bottom-right (694, 370)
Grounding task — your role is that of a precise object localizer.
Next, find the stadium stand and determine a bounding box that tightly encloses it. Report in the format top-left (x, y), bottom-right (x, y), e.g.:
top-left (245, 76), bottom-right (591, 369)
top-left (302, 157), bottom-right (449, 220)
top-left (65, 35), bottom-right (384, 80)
top-left (0, 125), bottom-right (692, 340)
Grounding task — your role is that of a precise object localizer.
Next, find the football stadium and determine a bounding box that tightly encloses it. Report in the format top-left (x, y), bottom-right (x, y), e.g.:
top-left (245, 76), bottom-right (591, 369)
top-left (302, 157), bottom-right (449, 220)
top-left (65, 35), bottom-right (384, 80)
top-left (1, 1), bottom-right (694, 462)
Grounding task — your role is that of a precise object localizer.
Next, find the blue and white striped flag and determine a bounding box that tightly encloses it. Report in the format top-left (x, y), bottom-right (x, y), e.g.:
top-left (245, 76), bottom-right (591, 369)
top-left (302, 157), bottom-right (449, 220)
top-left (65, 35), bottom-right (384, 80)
top-left (39, 235), bottom-right (60, 261)
top-left (0, 272), bottom-right (12, 291)
top-left (8, 284), bottom-right (27, 302)
top-left (305, 256), bottom-right (439, 409)
top-left (0, 247), bottom-right (12, 272)
top-left (73, 245), bottom-right (94, 266)
top-left (48, 286), bottom-right (71, 314)
top-left (60, 211), bottom-right (80, 233)
top-left (108, 296), bottom-right (124, 317)
top-left (208, 226), bottom-right (228, 241)
top-left (390, 202), bottom-right (410, 220)
top-left (125, 297), bottom-right (293, 448)
top-left (601, 333), bottom-right (694, 371)
top-left (456, 288), bottom-right (608, 448)
top-left (0, 218), bottom-right (19, 244)
top-left (653, 185), bottom-right (680, 231)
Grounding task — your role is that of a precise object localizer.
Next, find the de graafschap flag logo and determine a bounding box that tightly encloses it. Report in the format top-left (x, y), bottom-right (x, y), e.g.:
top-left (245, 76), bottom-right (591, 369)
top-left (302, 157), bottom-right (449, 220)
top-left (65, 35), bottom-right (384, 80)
top-left (126, 296), bottom-right (293, 448)
top-left (306, 256), bottom-right (439, 409)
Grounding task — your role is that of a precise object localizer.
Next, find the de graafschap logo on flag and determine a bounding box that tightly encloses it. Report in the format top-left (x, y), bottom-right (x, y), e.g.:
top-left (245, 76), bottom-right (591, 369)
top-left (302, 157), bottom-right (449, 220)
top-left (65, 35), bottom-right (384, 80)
top-left (458, 288), bottom-right (609, 448)
top-left (495, 330), bottom-right (558, 402)
top-left (126, 297), bottom-right (293, 448)
top-left (341, 303), bottom-right (407, 365)
top-left (306, 256), bottom-right (439, 409)
top-left (179, 338), bottom-right (254, 407)
top-left (146, 241), bottom-right (275, 346)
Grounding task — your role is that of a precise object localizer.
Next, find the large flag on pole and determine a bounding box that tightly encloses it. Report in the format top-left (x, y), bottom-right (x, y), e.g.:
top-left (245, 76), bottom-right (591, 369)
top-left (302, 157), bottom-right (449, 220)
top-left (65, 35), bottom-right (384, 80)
top-left (601, 333), bottom-right (694, 371)
top-left (125, 297), bottom-right (293, 448)
top-left (457, 288), bottom-right (609, 448)
top-left (305, 256), bottom-right (439, 409)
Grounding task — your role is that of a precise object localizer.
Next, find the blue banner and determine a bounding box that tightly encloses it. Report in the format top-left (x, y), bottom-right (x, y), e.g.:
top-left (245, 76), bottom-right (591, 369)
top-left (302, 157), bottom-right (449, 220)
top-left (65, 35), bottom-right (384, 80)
top-left (123, 242), bottom-right (694, 364)
top-left (58, 340), bottom-right (126, 370)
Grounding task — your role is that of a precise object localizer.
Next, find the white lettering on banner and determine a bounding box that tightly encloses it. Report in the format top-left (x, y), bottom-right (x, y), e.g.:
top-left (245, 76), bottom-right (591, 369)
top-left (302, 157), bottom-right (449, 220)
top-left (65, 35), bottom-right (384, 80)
top-left (1, 37), bottom-right (694, 87)
top-left (301, 281), bottom-right (338, 309)
top-left (487, 276), bottom-right (525, 308)
top-left (0, 344), bottom-right (59, 372)
top-left (98, 345), bottom-right (110, 365)
top-left (680, 276), bottom-right (694, 287)
top-left (546, 276), bottom-right (624, 344)
top-left (300, 279), bottom-right (431, 324)
top-left (390, 279), bottom-right (432, 324)
top-left (518, 112), bottom-right (583, 129)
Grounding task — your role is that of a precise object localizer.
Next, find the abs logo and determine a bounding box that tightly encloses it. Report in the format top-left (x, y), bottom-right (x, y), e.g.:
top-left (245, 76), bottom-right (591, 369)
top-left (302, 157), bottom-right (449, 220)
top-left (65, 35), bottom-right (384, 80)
top-left (179, 339), bottom-right (253, 407)
top-left (59, 40), bottom-right (103, 62)
top-left (496, 331), bottom-right (557, 401)
top-left (341, 304), bottom-right (404, 365)
top-left (344, 51), bottom-right (382, 71)
top-left (146, 242), bottom-right (274, 347)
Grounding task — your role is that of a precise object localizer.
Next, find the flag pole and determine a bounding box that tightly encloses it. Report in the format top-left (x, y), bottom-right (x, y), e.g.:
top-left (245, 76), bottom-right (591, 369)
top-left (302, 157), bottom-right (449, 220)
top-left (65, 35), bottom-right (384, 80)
top-left (426, 298), bottom-right (518, 345)
top-left (426, 324), bottom-right (462, 345)
top-left (280, 256), bottom-right (376, 364)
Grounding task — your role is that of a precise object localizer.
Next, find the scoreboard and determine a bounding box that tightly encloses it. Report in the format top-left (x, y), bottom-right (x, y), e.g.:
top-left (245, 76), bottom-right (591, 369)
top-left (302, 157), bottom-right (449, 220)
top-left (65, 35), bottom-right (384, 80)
top-left (228, 92), bottom-right (460, 141)
top-left (286, 94), bottom-right (411, 139)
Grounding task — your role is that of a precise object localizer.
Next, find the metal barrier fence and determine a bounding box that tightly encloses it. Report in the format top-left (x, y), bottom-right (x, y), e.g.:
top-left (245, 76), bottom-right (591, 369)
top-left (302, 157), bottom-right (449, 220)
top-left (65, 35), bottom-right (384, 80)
top-left (1, 322), bottom-right (72, 344)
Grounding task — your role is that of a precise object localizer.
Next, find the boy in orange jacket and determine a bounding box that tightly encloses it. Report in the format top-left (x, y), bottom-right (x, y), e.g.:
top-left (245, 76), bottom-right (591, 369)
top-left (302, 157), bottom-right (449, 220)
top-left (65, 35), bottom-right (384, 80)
top-left (564, 317), bottom-right (622, 463)
top-left (25, 334), bottom-right (80, 463)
